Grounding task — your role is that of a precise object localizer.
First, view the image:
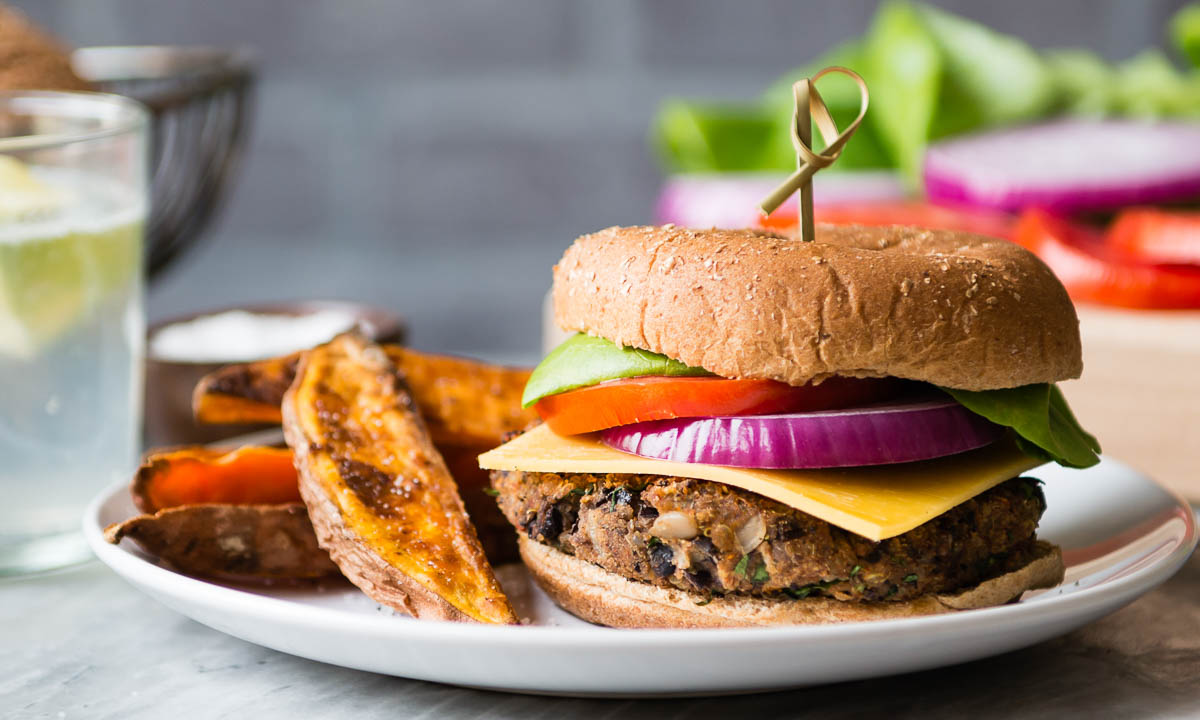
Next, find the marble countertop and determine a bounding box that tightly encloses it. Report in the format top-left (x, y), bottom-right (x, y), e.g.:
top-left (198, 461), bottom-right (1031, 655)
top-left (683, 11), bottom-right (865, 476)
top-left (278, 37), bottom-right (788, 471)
top-left (4, 542), bottom-right (1199, 720)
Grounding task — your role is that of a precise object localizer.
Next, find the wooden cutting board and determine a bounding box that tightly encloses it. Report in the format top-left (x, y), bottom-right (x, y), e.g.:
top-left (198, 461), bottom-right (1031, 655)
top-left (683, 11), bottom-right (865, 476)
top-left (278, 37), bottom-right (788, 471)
top-left (1061, 307), bottom-right (1200, 500)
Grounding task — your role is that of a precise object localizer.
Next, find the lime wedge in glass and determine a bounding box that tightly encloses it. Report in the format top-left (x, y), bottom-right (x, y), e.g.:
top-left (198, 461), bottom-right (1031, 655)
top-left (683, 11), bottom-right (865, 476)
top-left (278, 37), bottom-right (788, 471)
top-left (0, 155), bottom-right (67, 222)
top-left (0, 233), bottom-right (93, 360)
top-left (0, 157), bottom-right (140, 359)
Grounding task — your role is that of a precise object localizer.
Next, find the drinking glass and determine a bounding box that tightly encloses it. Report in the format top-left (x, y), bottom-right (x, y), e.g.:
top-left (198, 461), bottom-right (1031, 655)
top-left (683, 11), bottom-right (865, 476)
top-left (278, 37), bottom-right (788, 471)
top-left (0, 91), bottom-right (148, 575)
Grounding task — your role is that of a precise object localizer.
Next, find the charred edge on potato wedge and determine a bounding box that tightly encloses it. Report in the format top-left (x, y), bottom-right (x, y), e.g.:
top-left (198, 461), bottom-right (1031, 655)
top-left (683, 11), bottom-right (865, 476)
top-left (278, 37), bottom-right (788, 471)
top-left (194, 345), bottom-right (537, 448)
top-left (105, 503), bottom-right (340, 581)
top-left (281, 333), bottom-right (518, 624)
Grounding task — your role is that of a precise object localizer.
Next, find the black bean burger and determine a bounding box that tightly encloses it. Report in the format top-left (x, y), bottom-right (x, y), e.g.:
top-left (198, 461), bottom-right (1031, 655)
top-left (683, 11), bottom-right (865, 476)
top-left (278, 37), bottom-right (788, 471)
top-left (480, 223), bottom-right (1099, 628)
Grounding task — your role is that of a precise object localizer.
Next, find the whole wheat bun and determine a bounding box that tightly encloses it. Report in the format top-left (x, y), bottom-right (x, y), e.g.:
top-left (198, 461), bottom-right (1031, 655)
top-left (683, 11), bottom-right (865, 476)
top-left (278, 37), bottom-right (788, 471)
top-left (520, 536), bottom-right (1065, 628)
top-left (552, 224), bottom-right (1082, 390)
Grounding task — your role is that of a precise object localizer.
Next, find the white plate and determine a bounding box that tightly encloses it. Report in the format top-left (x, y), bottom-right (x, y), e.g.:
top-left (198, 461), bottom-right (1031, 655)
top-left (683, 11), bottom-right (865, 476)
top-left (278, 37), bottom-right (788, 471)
top-left (85, 458), bottom-right (1196, 696)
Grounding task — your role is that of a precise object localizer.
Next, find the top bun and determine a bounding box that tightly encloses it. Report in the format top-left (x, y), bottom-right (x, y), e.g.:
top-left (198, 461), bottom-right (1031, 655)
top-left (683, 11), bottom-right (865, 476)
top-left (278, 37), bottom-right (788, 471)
top-left (552, 224), bottom-right (1082, 391)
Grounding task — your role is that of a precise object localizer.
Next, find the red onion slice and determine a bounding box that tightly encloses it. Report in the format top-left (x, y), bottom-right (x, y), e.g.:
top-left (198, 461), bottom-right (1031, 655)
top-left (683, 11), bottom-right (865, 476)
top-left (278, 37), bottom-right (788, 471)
top-left (599, 397), bottom-right (1002, 469)
top-left (923, 120), bottom-right (1200, 213)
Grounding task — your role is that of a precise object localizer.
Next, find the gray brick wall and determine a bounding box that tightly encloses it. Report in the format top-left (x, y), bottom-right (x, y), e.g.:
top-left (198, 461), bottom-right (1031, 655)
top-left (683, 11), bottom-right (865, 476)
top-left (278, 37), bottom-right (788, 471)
top-left (10, 0), bottom-right (1189, 361)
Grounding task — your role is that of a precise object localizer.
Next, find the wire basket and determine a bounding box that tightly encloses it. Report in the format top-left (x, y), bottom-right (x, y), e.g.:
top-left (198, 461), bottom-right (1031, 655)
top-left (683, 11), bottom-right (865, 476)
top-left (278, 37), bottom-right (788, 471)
top-left (72, 46), bottom-right (255, 277)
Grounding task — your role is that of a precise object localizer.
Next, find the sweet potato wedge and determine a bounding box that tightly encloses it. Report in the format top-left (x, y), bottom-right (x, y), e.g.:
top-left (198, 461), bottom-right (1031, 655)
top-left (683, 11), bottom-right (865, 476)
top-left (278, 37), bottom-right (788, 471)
top-left (192, 347), bottom-right (532, 564)
top-left (282, 333), bottom-right (518, 624)
top-left (390, 347), bottom-right (534, 447)
top-left (132, 446), bottom-right (301, 513)
top-left (135, 442), bottom-right (517, 565)
top-left (105, 504), bottom-right (340, 581)
top-left (439, 442), bottom-right (517, 564)
top-left (194, 345), bottom-right (535, 447)
top-left (191, 351), bottom-right (300, 426)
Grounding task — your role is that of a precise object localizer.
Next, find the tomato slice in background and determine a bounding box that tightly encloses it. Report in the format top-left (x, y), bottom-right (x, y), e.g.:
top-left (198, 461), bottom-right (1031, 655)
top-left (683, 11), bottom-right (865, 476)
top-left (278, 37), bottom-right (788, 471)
top-left (534, 375), bottom-right (899, 436)
top-left (759, 201), bottom-right (1016, 240)
top-left (1014, 209), bottom-right (1200, 310)
top-left (1107, 208), bottom-right (1200, 266)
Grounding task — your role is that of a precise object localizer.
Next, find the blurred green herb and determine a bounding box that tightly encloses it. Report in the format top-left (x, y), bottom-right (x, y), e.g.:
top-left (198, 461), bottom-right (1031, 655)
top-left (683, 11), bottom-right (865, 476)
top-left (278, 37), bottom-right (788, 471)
top-left (1172, 3), bottom-right (1200, 68)
top-left (786, 579), bottom-right (841, 599)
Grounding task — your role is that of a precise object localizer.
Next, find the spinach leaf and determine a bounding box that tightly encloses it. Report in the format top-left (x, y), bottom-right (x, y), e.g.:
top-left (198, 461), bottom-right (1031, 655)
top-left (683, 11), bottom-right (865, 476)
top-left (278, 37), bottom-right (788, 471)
top-left (942, 383), bottom-right (1101, 469)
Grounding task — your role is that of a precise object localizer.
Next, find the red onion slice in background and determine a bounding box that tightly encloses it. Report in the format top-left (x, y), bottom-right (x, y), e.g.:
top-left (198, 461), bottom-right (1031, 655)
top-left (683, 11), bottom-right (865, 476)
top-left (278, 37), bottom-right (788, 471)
top-left (923, 120), bottom-right (1200, 214)
top-left (600, 397), bottom-right (1003, 469)
top-left (655, 171), bottom-right (906, 228)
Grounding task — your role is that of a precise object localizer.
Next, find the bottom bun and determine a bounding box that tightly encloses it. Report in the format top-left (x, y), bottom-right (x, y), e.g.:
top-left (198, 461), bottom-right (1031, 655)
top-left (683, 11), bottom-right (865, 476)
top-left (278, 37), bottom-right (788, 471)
top-left (519, 535), bottom-right (1065, 628)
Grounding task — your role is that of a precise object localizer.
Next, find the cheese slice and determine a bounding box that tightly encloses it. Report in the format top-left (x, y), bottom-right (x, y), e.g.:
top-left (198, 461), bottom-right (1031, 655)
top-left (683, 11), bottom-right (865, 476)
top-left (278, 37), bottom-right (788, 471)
top-left (478, 424), bottom-right (1043, 541)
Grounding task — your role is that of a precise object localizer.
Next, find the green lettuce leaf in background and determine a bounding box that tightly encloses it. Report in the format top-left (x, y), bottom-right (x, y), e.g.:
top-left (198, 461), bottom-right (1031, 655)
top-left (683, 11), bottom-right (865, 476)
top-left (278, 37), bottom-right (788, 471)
top-left (651, 1), bottom-right (1200, 180)
top-left (915, 2), bottom-right (1056, 146)
top-left (760, 41), bottom-right (892, 172)
top-left (1172, 3), bottom-right (1200, 68)
top-left (1043, 47), bottom-right (1200, 118)
top-left (1114, 50), bottom-right (1200, 117)
top-left (943, 384), bottom-right (1102, 469)
top-left (915, 3), bottom-right (1056, 128)
top-left (860, 0), bottom-right (945, 182)
top-left (651, 101), bottom-right (785, 173)
top-left (1046, 50), bottom-right (1119, 115)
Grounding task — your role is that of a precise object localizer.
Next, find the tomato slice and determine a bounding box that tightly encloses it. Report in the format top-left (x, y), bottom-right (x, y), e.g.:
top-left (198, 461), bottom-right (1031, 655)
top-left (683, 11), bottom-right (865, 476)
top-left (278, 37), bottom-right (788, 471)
top-left (1014, 209), bottom-right (1200, 310)
top-left (759, 201), bottom-right (1015, 240)
top-left (1107, 208), bottom-right (1200, 266)
top-left (534, 375), bottom-right (899, 436)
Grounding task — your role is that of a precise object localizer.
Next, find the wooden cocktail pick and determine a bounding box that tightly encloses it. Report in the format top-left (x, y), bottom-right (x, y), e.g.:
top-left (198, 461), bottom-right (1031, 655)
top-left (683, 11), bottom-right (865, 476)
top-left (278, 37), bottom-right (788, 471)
top-left (758, 66), bottom-right (870, 242)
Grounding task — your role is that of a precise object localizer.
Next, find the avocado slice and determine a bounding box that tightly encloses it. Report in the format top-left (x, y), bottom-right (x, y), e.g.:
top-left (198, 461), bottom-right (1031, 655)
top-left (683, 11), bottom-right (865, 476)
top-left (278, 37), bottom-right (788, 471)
top-left (522, 334), bottom-right (711, 407)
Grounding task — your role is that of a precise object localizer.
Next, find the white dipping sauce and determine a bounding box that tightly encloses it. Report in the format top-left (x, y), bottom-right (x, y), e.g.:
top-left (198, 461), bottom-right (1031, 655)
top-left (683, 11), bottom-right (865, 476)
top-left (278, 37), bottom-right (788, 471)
top-left (149, 309), bottom-right (359, 362)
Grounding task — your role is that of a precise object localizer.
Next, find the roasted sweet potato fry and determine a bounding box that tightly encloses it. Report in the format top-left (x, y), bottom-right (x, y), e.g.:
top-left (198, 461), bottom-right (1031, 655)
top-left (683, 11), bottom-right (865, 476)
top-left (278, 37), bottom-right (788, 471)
top-left (282, 333), bottom-right (518, 624)
top-left (191, 351), bottom-right (300, 426)
top-left (136, 442), bottom-right (516, 565)
top-left (391, 348), bottom-right (534, 447)
top-left (192, 347), bottom-right (531, 565)
top-left (132, 446), bottom-right (301, 513)
top-left (105, 504), bottom-right (340, 581)
top-left (439, 442), bottom-right (517, 564)
top-left (193, 346), bottom-right (536, 447)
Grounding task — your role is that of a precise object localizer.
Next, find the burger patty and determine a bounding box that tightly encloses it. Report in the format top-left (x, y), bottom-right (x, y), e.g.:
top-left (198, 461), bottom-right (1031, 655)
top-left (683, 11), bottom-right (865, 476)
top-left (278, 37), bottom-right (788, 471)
top-left (490, 470), bottom-right (1047, 603)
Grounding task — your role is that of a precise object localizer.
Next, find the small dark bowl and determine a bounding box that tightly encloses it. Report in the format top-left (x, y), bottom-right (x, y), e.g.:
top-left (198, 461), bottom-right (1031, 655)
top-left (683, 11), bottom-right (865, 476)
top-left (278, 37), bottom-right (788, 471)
top-left (73, 45), bottom-right (256, 277)
top-left (144, 300), bottom-right (405, 449)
